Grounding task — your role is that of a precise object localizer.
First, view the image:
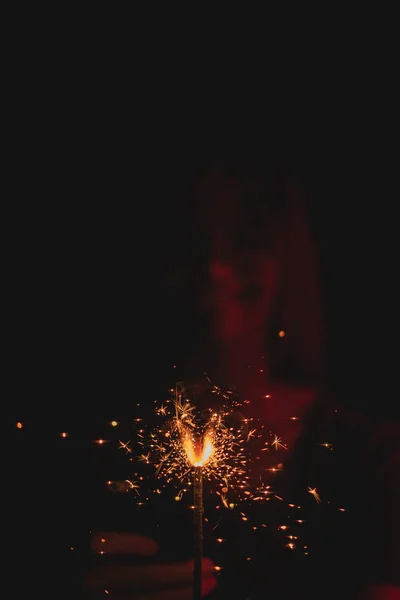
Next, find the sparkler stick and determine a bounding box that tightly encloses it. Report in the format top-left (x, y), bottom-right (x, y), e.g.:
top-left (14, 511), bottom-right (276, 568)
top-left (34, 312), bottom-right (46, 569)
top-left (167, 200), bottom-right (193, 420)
top-left (137, 379), bottom-right (251, 595)
top-left (183, 431), bottom-right (211, 599)
top-left (193, 466), bottom-right (203, 600)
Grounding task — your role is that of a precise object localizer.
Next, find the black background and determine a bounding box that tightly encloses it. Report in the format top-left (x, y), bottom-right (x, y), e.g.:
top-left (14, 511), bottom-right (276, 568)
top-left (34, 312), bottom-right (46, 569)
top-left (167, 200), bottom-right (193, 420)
top-left (4, 43), bottom-right (399, 421)
top-left (4, 28), bottom-right (400, 600)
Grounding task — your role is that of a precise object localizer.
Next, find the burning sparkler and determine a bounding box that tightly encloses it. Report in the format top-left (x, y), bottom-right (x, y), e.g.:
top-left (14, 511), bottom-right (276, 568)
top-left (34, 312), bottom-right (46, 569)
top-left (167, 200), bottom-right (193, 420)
top-left (147, 377), bottom-right (248, 599)
top-left (186, 439), bottom-right (210, 600)
top-left (148, 378), bottom-right (248, 492)
top-left (118, 373), bottom-right (335, 593)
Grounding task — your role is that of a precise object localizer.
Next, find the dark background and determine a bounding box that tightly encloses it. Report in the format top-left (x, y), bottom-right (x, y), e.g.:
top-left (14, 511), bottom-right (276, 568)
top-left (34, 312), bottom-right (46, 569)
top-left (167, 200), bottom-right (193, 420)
top-left (3, 18), bottom-right (399, 600)
top-left (5, 70), bottom-right (398, 422)
top-left (4, 37), bottom-right (399, 599)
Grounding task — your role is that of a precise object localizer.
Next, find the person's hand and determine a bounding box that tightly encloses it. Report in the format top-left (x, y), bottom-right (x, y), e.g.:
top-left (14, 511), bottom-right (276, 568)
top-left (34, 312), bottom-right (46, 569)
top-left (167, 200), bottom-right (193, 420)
top-left (83, 532), bottom-right (218, 599)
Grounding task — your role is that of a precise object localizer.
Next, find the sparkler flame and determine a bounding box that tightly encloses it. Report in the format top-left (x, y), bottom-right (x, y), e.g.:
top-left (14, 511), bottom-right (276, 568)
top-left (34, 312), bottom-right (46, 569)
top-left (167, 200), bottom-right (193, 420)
top-left (183, 429), bottom-right (214, 467)
top-left (140, 378), bottom-right (249, 498)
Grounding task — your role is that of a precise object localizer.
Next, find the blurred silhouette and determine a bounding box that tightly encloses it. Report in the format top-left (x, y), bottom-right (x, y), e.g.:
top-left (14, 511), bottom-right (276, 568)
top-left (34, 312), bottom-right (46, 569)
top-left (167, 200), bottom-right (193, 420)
top-left (194, 164), bottom-right (324, 394)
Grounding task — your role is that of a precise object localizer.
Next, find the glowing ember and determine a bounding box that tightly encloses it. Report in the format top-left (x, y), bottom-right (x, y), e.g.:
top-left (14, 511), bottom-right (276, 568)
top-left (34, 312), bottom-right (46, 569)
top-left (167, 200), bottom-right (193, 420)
top-left (183, 431), bottom-right (214, 467)
top-left (137, 378), bottom-right (250, 498)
